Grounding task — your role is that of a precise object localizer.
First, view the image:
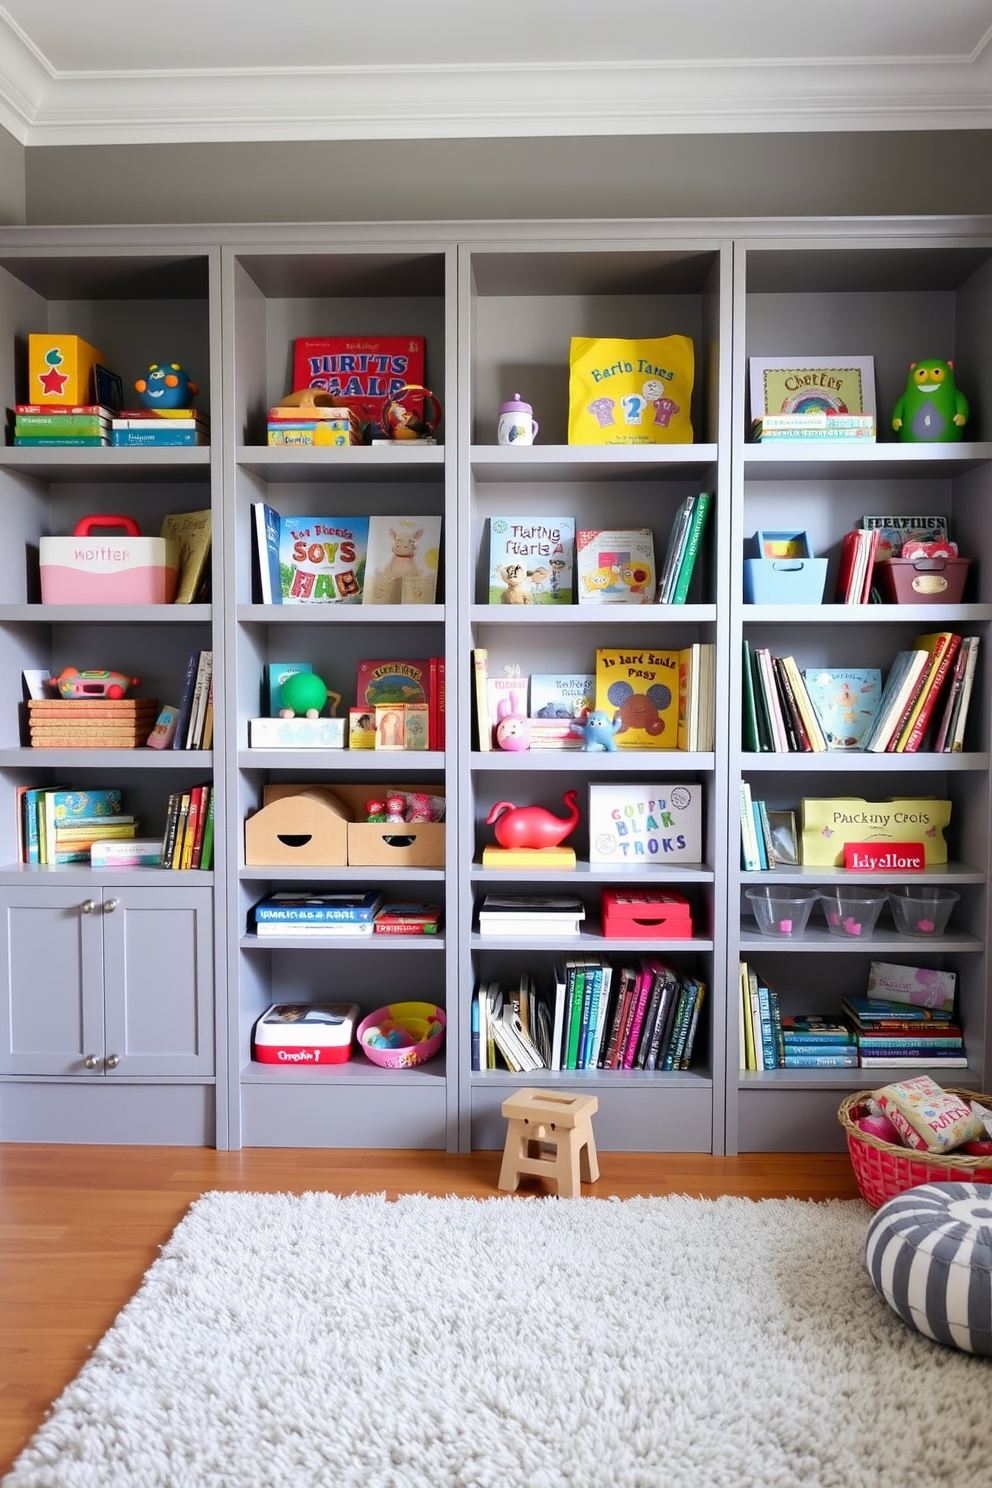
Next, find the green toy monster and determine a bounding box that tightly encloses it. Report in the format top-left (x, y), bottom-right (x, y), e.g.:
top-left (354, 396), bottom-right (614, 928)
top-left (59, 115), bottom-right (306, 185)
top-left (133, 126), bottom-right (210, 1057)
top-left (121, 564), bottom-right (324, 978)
top-left (891, 359), bottom-right (969, 443)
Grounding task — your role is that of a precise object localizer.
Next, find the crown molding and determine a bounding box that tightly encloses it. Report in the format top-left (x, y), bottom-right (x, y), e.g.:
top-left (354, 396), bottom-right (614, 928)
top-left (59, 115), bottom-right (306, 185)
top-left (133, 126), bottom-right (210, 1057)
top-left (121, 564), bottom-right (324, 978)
top-left (1, 17), bottom-right (991, 146)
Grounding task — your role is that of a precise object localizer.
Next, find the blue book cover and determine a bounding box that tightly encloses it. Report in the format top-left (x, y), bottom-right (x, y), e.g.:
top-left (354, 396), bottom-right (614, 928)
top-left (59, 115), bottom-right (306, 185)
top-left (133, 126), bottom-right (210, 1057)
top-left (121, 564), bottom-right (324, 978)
top-left (252, 503), bottom-right (282, 604)
top-left (802, 666), bottom-right (882, 750)
top-left (254, 891), bottom-right (383, 923)
top-left (110, 429), bottom-right (206, 446)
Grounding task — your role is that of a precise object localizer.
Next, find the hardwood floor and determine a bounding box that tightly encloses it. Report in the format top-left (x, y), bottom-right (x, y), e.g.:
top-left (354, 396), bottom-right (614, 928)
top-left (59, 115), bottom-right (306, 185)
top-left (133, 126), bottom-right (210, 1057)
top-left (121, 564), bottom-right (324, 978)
top-left (0, 1144), bottom-right (862, 1475)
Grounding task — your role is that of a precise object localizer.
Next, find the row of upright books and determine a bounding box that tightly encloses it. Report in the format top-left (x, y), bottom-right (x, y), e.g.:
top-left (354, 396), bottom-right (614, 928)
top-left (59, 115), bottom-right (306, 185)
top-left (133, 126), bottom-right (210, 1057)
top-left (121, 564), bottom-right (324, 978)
top-left (252, 507), bottom-right (440, 605)
top-left (740, 959), bottom-right (964, 1070)
top-left (487, 495), bottom-right (712, 607)
top-left (743, 632), bottom-right (979, 755)
top-left (473, 955), bottom-right (706, 1074)
top-left (161, 784), bottom-right (215, 870)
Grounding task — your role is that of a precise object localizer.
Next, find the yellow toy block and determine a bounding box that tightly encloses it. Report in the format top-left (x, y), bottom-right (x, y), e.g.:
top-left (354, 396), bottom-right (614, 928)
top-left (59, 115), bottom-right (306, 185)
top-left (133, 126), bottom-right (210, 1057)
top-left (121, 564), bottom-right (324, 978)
top-left (28, 334), bottom-right (104, 405)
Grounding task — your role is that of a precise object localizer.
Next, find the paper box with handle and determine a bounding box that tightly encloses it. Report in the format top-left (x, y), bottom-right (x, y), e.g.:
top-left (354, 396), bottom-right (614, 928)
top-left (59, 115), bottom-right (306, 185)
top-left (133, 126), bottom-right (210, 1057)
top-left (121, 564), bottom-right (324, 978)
top-left (801, 797), bottom-right (951, 867)
top-left (40, 515), bottom-right (180, 604)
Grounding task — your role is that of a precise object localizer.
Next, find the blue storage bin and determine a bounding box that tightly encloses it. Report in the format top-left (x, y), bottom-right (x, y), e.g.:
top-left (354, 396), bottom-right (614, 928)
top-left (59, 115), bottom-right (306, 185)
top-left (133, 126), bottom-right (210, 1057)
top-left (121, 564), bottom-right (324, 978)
top-left (743, 529), bottom-right (828, 604)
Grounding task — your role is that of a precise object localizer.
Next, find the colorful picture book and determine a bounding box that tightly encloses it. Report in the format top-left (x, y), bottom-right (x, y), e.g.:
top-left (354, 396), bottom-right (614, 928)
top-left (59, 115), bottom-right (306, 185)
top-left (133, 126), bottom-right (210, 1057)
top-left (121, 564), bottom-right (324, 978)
top-left (594, 647), bottom-right (679, 748)
top-left (251, 503), bottom-right (368, 603)
top-left (292, 335), bottom-right (425, 426)
top-left (363, 515), bottom-right (441, 605)
top-left (861, 513), bottom-right (949, 561)
top-left (588, 782), bottom-right (702, 865)
top-left (576, 528), bottom-right (656, 604)
top-left (487, 517), bottom-right (575, 604)
top-left (748, 356), bottom-right (876, 421)
top-left (355, 658), bottom-right (430, 709)
top-left (529, 673), bottom-right (594, 720)
top-left (801, 667), bottom-right (882, 750)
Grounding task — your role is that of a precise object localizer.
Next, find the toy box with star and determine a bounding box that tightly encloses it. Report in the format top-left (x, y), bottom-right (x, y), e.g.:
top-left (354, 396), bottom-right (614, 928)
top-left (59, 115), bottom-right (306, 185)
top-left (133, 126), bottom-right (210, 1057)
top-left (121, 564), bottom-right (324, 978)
top-left (28, 334), bottom-right (104, 405)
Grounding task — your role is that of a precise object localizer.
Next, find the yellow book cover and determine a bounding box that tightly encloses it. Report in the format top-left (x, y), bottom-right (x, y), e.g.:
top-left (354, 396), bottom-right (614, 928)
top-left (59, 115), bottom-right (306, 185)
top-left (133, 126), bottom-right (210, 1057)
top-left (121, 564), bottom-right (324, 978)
top-left (481, 846), bottom-right (576, 869)
top-left (595, 648), bottom-right (679, 748)
top-left (160, 509), bottom-right (212, 604)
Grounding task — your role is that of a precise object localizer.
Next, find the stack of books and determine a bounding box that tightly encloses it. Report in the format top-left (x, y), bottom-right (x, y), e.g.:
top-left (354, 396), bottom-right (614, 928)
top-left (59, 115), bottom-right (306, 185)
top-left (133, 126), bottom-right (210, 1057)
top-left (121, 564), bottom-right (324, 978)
top-left (372, 901), bottom-right (442, 936)
top-left (18, 785), bottom-right (136, 865)
top-left (751, 412), bottom-right (875, 442)
top-left (110, 408), bottom-right (209, 446)
top-left (843, 961), bottom-right (965, 1068)
top-left (12, 404), bottom-right (112, 446)
top-left (160, 783), bottom-right (215, 870)
top-left (27, 696), bottom-right (159, 749)
top-left (739, 962), bottom-right (857, 1069)
top-left (252, 890), bottom-right (382, 937)
top-left (476, 894), bottom-right (585, 938)
top-left (266, 403), bottom-right (362, 447)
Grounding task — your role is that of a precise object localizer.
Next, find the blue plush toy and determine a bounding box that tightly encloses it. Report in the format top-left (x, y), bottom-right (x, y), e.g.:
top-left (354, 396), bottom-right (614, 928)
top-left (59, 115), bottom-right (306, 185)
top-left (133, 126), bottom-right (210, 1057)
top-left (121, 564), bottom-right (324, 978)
top-left (134, 362), bottom-right (199, 410)
top-left (576, 709), bottom-right (622, 752)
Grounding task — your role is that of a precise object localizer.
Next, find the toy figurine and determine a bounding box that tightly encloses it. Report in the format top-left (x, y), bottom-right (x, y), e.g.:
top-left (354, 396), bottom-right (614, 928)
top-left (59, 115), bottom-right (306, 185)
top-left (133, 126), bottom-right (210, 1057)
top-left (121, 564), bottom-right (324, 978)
top-left (134, 362), bottom-right (199, 410)
top-left (50, 666), bottom-right (140, 700)
top-left (486, 790), bottom-right (580, 850)
top-left (891, 359), bottom-right (969, 443)
top-left (278, 672), bottom-right (342, 720)
top-left (575, 709), bottom-right (622, 752)
top-left (380, 385), bottom-right (442, 441)
top-left (494, 694), bottom-right (531, 752)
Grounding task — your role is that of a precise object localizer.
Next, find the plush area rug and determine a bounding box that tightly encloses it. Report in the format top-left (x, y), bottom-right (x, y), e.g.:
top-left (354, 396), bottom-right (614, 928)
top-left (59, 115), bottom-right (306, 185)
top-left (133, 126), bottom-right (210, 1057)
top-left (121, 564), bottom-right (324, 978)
top-left (5, 1191), bottom-right (992, 1487)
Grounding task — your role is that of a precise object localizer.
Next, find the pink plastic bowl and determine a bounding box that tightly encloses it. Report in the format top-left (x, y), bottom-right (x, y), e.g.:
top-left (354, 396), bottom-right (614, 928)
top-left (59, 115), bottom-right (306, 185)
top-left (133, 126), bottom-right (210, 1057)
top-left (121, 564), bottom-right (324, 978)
top-left (357, 1001), bottom-right (446, 1068)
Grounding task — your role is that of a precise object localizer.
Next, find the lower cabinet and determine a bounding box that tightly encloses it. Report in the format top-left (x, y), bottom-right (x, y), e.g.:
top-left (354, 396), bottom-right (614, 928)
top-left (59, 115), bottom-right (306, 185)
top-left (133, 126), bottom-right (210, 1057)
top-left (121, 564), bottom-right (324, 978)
top-left (0, 884), bottom-right (215, 1143)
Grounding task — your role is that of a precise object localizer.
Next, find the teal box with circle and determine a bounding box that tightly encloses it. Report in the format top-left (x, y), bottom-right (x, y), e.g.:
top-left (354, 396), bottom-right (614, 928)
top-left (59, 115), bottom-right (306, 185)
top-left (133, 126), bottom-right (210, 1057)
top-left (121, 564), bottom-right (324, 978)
top-left (743, 529), bottom-right (828, 604)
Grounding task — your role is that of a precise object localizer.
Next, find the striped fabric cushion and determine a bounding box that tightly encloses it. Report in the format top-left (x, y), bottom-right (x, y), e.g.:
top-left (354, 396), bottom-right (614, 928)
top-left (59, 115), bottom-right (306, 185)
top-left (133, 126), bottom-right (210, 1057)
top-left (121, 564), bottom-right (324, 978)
top-left (865, 1182), bottom-right (992, 1355)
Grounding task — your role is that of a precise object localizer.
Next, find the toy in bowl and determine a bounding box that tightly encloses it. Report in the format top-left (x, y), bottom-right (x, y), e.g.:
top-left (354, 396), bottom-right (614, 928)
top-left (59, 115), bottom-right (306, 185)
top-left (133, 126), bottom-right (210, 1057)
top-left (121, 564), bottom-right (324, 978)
top-left (745, 886), bottom-right (818, 938)
top-left (816, 887), bottom-right (888, 939)
top-left (887, 886), bottom-right (959, 938)
top-left (357, 1001), bottom-right (446, 1068)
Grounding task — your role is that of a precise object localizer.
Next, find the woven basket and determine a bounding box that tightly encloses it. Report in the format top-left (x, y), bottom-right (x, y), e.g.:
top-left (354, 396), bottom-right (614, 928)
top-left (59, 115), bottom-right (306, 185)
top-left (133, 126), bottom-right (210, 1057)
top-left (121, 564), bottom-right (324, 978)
top-left (838, 1089), bottom-right (992, 1209)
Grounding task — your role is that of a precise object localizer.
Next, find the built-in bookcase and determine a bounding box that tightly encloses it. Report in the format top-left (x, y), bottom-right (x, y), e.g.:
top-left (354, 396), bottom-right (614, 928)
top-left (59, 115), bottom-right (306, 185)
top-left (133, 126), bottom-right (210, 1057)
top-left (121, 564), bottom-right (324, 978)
top-left (0, 219), bottom-right (989, 1155)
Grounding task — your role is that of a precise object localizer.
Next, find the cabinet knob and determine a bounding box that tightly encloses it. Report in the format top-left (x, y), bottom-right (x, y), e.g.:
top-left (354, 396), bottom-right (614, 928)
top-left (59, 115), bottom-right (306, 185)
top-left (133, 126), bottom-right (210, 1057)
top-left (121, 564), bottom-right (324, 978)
top-left (105, 1054), bottom-right (120, 1070)
top-left (83, 1054), bottom-right (100, 1069)
top-left (102, 898), bottom-right (119, 914)
top-left (81, 899), bottom-right (95, 914)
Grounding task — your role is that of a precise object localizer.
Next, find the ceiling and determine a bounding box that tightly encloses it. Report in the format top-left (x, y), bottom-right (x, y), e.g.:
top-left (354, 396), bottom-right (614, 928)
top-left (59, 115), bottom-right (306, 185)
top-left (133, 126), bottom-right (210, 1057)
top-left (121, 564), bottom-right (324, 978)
top-left (1, 1), bottom-right (992, 148)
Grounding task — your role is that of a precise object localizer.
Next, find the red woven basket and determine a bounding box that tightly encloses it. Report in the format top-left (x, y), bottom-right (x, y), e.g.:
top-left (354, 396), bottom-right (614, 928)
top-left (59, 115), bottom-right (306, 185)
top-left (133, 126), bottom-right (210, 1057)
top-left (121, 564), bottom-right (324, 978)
top-left (838, 1089), bottom-right (992, 1209)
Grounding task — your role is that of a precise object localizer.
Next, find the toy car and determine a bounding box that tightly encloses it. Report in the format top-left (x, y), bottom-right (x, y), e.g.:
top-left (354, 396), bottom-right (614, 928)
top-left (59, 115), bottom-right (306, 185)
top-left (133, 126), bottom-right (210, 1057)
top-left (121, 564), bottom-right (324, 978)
top-left (50, 667), bottom-right (140, 700)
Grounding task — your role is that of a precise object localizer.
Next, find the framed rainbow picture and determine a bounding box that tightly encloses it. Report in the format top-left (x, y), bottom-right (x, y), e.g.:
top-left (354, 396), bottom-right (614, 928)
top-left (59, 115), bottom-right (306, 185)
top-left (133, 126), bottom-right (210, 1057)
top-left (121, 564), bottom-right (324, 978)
top-left (749, 356), bottom-right (876, 421)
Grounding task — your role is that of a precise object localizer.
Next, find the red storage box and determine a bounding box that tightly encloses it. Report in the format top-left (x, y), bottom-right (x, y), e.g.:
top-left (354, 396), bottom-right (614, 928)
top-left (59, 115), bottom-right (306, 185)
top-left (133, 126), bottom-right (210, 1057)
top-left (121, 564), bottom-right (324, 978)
top-left (875, 556), bottom-right (971, 605)
top-left (601, 888), bottom-right (693, 939)
top-left (252, 1002), bottom-right (359, 1066)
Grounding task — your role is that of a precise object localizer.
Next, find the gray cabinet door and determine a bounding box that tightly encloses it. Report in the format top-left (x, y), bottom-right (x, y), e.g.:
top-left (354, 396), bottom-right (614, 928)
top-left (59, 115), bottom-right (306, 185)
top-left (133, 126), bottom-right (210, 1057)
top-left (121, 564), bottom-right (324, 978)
top-left (0, 885), bottom-right (214, 1078)
top-left (0, 886), bottom-right (104, 1075)
top-left (101, 886), bottom-right (214, 1078)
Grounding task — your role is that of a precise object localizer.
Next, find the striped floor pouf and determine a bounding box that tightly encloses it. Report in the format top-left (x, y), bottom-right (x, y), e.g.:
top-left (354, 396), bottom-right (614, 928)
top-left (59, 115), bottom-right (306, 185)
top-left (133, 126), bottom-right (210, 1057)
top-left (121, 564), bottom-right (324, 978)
top-left (865, 1181), bottom-right (992, 1354)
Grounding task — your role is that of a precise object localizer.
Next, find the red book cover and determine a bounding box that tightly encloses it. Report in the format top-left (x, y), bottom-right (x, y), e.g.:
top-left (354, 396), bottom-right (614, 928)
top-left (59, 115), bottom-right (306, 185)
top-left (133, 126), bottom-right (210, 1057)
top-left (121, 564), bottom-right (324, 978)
top-left (834, 530), bottom-right (861, 603)
top-left (292, 336), bottom-right (425, 425)
top-left (901, 632), bottom-right (962, 753)
top-left (190, 784), bottom-right (210, 868)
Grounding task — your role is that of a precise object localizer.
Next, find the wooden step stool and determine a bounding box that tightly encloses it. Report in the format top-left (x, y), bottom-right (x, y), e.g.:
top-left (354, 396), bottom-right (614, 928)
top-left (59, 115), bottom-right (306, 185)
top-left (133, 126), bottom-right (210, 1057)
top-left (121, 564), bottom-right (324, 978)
top-left (497, 1089), bottom-right (600, 1198)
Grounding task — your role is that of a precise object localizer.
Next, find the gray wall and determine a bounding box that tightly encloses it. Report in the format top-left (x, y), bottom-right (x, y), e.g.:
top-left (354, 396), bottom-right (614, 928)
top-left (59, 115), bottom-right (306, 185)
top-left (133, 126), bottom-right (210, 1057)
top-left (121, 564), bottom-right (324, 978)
top-left (0, 122), bottom-right (25, 225)
top-left (21, 130), bottom-right (992, 226)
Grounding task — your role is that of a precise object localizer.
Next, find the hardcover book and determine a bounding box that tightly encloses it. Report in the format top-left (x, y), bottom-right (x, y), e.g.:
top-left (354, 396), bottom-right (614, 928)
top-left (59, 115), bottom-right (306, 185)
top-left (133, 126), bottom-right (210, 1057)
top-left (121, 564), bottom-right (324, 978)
top-left (587, 782), bottom-right (702, 864)
top-left (292, 335), bottom-right (425, 425)
top-left (159, 509), bottom-right (211, 604)
top-left (363, 515), bottom-right (441, 605)
top-left (276, 514), bottom-right (369, 604)
top-left (801, 667), bottom-right (882, 750)
top-left (748, 356), bottom-right (876, 420)
top-left (487, 517), bottom-right (575, 604)
top-left (355, 658), bottom-right (431, 710)
top-left (594, 647), bottom-right (679, 748)
top-left (529, 673), bottom-right (594, 720)
top-left (576, 528), bottom-right (656, 604)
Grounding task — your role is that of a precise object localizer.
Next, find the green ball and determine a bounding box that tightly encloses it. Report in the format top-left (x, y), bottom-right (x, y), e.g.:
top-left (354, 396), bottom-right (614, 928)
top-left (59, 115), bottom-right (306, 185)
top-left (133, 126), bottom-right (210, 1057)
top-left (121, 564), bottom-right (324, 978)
top-left (279, 672), bottom-right (328, 716)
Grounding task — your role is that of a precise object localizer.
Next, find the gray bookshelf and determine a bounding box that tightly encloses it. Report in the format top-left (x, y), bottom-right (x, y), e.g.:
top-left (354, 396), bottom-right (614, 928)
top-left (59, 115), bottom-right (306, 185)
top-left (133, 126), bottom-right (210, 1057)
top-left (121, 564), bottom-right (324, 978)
top-left (0, 218), bottom-right (988, 1155)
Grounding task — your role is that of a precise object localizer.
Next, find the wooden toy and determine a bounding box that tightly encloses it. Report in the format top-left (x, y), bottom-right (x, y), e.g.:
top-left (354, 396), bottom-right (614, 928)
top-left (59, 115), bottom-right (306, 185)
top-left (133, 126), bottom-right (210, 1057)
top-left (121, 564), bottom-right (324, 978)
top-left (50, 666), bottom-right (140, 700)
top-left (498, 1088), bottom-right (599, 1198)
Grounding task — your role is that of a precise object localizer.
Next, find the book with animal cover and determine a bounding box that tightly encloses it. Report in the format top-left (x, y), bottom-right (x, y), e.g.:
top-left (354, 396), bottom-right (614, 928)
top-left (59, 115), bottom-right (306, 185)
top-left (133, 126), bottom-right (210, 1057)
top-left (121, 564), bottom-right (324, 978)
top-left (487, 516), bottom-right (575, 605)
top-left (159, 509), bottom-right (211, 604)
top-left (529, 673), bottom-right (594, 721)
top-left (472, 648), bottom-right (491, 752)
top-left (861, 513), bottom-right (949, 561)
top-left (801, 667), bottom-right (881, 751)
top-left (893, 632), bottom-right (961, 753)
top-left (355, 658), bottom-right (431, 711)
top-left (363, 515), bottom-right (441, 605)
top-left (594, 647), bottom-right (679, 748)
top-left (292, 335), bottom-right (425, 426)
top-left (251, 502), bottom-right (282, 604)
top-left (276, 513), bottom-right (369, 604)
top-left (577, 527), bottom-right (656, 604)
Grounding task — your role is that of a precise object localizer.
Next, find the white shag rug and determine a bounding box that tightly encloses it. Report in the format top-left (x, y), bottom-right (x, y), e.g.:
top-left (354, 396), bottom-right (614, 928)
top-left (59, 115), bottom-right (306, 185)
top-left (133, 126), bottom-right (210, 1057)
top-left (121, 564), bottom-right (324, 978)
top-left (6, 1191), bottom-right (992, 1488)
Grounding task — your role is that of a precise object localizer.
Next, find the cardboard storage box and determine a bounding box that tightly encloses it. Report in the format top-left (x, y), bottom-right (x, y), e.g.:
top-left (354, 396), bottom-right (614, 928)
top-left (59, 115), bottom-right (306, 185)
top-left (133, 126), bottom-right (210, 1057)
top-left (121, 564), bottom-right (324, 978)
top-left (743, 530), bottom-right (827, 605)
top-left (875, 557), bottom-right (971, 605)
top-left (601, 888), bottom-right (693, 939)
top-left (40, 516), bottom-right (180, 604)
top-left (244, 782), bottom-right (444, 868)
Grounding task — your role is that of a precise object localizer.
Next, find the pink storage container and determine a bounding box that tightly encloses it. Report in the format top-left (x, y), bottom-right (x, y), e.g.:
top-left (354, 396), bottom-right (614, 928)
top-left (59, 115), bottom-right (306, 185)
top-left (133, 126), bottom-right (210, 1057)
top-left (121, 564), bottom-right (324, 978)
top-left (876, 556), bottom-right (971, 605)
top-left (40, 514), bottom-right (180, 604)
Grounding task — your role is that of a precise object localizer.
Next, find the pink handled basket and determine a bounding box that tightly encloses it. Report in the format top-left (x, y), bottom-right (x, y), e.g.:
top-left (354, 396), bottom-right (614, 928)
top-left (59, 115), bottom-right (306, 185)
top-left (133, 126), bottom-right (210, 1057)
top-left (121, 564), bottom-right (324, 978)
top-left (838, 1089), bottom-right (992, 1209)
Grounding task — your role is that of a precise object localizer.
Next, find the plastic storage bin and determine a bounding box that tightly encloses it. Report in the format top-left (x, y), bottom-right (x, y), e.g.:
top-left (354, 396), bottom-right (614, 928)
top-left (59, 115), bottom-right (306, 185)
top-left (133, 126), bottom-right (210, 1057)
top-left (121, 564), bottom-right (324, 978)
top-left (40, 514), bottom-right (179, 604)
top-left (875, 556), bottom-right (971, 604)
top-left (743, 530), bottom-right (828, 604)
top-left (887, 886), bottom-right (959, 937)
top-left (745, 886), bottom-right (818, 938)
top-left (816, 887), bottom-right (888, 938)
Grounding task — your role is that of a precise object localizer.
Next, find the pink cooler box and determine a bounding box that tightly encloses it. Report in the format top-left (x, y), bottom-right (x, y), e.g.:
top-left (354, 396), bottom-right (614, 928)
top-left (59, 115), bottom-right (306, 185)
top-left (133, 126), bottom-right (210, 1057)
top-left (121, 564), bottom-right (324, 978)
top-left (40, 514), bottom-right (180, 604)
